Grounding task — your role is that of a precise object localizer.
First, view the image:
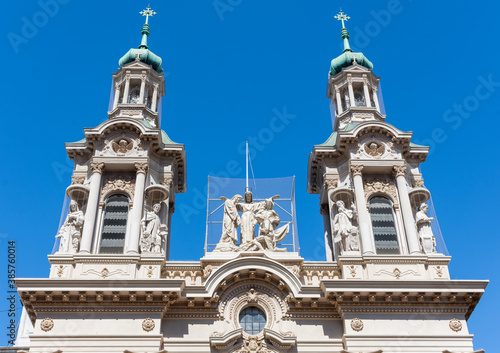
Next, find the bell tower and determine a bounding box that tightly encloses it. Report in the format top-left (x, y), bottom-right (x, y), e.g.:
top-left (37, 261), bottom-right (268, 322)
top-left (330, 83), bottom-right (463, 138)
top-left (308, 10), bottom-right (439, 264)
top-left (50, 5), bottom-right (186, 276)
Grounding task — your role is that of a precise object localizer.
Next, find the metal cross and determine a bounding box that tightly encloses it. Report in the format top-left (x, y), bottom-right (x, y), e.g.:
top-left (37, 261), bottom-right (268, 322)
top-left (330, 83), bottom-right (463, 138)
top-left (334, 9), bottom-right (350, 28)
top-left (140, 6), bottom-right (157, 24)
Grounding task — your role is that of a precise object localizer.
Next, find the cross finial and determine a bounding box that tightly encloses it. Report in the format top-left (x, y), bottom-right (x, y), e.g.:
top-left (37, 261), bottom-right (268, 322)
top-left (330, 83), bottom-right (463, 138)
top-left (334, 9), bottom-right (350, 29)
top-left (140, 5), bottom-right (157, 25)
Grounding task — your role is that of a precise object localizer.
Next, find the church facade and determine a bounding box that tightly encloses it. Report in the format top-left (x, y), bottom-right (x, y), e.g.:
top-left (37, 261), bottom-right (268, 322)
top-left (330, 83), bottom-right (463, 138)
top-left (14, 8), bottom-right (487, 353)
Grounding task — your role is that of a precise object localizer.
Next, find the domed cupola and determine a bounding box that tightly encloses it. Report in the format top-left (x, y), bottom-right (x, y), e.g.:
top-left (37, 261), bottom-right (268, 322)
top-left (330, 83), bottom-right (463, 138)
top-left (329, 10), bottom-right (373, 77)
top-left (118, 6), bottom-right (163, 73)
top-left (326, 10), bottom-right (384, 131)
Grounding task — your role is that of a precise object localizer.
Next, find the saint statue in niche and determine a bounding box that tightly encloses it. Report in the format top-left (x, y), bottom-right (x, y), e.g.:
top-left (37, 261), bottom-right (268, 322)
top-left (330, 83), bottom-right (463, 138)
top-left (332, 200), bottom-right (359, 254)
top-left (55, 200), bottom-right (85, 253)
top-left (416, 203), bottom-right (436, 254)
top-left (140, 203), bottom-right (165, 253)
top-left (214, 195), bottom-right (242, 252)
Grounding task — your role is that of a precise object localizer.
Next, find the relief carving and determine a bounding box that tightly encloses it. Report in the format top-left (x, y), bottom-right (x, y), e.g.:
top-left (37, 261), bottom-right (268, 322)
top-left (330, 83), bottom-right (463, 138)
top-left (364, 178), bottom-right (399, 209)
top-left (100, 175), bottom-right (135, 200)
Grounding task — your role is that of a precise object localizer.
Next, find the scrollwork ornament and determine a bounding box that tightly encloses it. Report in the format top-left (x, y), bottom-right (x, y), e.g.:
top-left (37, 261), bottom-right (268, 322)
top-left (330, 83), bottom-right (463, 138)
top-left (350, 164), bottom-right (364, 177)
top-left (449, 318), bottom-right (462, 332)
top-left (350, 318), bottom-right (364, 332)
top-left (40, 318), bottom-right (54, 332)
top-left (142, 318), bottom-right (155, 332)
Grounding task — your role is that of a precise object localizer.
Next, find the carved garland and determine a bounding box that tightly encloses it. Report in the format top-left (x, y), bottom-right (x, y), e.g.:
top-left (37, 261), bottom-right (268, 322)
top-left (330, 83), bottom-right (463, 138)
top-left (364, 178), bottom-right (399, 210)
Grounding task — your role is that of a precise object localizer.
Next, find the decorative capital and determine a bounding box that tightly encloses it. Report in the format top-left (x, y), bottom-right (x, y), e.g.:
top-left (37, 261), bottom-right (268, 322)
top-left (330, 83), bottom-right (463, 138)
top-left (412, 179), bottom-right (425, 187)
top-left (324, 178), bottom-right (338, 190)
top-left (90, 162), bottom-right (105, 174)
top-left (114, 82), bottom-right (120, 90)
top-left (392, 165), bottom-right (407, 177)
top-left (350, 164), bottom-right (364, 177)
top-left (141, 74), bottom-right (147, 82)
top-left (153, 83), bottom-right (159, 91)
top-left (71, 175), bottom-right (85, 185)
top-left (135, 162), bottom-right (149, 174)
top-left (125, 75), bottom-right (131, 82)
top-left (160, 176), bottom-right (173, 188)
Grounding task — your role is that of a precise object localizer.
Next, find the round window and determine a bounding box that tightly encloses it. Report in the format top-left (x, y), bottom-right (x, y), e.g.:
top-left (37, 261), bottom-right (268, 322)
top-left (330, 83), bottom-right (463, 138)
top-left (239, 307), bottom-right (266, 335)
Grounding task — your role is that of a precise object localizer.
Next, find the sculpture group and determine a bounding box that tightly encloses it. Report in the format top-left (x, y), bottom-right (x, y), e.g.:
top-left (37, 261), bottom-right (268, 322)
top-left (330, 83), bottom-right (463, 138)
top-left (214, 191), bottom-right (289, 252)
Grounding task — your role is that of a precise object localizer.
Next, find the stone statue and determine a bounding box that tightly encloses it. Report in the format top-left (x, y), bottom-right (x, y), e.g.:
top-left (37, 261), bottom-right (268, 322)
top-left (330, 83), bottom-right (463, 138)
top-left (55, 200), bottom-right (84, 253)
top-left (214, 195), bottom-right (243, 252)
top-left (236, 191), bottom-right (265, 244)
top-left (332, 200), bottom-right (359, 254)
top-left (416, 203), bottom-right (436, 254)
top-left (140, 203), bottom-right (164, 253)
top-left (254, 196), bottom-right (288, 252)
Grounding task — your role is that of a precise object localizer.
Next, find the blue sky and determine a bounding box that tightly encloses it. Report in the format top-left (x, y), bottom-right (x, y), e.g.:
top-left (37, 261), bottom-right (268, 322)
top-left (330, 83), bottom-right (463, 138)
top-left (1, 0), bottom-right (498, 350)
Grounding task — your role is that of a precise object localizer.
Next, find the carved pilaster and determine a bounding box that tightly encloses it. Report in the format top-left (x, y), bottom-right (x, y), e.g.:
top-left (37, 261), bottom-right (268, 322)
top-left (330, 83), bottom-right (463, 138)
top-left (392, 165), bottom-right (407, 177)
top-left (135, 162), bottom-right (149, 174)
top-left (90, 162), bottom-right (105, 174)
top-left (350, 164), bottom-right (364, 177)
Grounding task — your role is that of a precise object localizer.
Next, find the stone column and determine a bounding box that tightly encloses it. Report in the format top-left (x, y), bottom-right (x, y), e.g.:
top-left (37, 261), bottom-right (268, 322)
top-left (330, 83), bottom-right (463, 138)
top-left (335, 87), bottom-right (343, 116)
top-left (126, 162), bottom-right (149, 254)
top-left (79, 162), bottom-right (105, 254)
top-left (363, 76), bottom-right (372, 107)
top-left (372, 87), bottom-right (380, 112)
top-left (350, 165), bottom-right (375, 255)
top-left (122, 74), bottom-right (131, 104)
top-left (139, 74), bottom-right (146, 104)
top-left (113, 82), bottom-right (121, 109)
top-left (393, 165), bottom-right (421, 254)
top-left (347, 76), bottom-right (355, 107)
top-left (151, 84), bottom-right (159, 112)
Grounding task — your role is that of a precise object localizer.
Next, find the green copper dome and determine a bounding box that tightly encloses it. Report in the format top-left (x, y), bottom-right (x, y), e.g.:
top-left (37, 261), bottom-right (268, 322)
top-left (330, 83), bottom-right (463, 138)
top-left (330, 51), bottom-right (373, 76)
top-left (329, 13), bottom-right (373, 77)
top-left (119, 23), bottom-right (163, 73)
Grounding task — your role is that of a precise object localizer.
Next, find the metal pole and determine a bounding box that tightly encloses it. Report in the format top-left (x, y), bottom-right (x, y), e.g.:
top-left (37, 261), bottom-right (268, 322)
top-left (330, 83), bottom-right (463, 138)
top-left (245, 141), bottom-right (249, 191)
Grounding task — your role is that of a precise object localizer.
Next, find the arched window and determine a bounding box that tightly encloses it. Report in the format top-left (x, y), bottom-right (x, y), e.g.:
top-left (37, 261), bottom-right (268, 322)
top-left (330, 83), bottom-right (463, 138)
top-left (369, 196), bottom-right (400, 254)
top-left (99, 194), bottom-right (129, 254)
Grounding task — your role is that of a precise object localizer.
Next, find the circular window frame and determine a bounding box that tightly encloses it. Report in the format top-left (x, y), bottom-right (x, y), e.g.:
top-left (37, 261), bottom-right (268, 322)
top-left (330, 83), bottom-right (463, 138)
top-left (238, 306), bottom-right (267, 336)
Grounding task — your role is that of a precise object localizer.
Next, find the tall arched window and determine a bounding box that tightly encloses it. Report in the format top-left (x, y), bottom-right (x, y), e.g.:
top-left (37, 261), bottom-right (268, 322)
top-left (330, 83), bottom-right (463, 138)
top-left (99, 194), bottom-right (129, 254)
top-left (369, 196), bottom-right (400, 254)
